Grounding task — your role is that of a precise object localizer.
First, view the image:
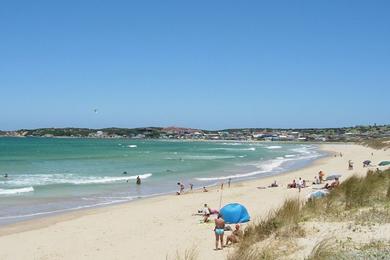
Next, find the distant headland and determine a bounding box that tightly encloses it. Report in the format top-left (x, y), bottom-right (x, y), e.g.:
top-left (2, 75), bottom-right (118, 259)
top-left (1, 125), bottom-right (389, 144)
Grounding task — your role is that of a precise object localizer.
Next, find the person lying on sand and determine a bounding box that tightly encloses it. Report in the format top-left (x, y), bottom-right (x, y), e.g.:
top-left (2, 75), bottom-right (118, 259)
top-left (324, 178), bottom-right (340, 190)
top-left (214, 214), bottom-right (225, 250)
top-left (287, 180), bottom-right (296, 188)
top-left (225, 224), bottom-right (243, 246)
top-left (194, 205), bottom-right (218, 217)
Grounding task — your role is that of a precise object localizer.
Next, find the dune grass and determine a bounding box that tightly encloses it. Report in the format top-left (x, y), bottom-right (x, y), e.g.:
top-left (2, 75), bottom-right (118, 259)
top-left (305, 239), bottom-right (335, 260)
top-left (167, 246), bottom-right (198, 260)
top-left (360, 138), bottom-right (390, 150)
top-left (228, 168), bottom-right (390, 260)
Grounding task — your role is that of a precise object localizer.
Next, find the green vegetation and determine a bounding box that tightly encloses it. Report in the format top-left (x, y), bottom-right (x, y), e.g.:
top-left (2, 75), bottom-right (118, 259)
top-left (1, 124), bottom-right (389, 141)
top-left (360, 138), bottom-right (390, 150)
top-left (228, 168), bottom-right (390, 260)
top-left (167, 246), bottom-right (198, 260)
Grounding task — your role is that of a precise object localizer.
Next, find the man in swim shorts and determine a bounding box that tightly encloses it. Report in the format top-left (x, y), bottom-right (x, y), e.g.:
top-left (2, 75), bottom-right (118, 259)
top-left (214, 214), bottom-right (225, 250)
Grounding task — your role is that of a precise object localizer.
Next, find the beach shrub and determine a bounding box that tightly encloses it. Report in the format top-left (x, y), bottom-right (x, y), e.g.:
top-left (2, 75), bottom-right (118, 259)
top-left (229, 168), bottom-right (390, 260)
top-left (230, 199), bottom-right (303, 259)
top-left (306, 239), bottom-right (336, 260)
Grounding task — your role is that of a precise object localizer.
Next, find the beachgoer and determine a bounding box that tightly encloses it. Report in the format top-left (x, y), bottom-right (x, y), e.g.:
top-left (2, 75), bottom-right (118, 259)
top-left (203, 204), bottom-right (211, 223)
top-left (180, 183), bottom-right (185, 193)
top-left (348, 160), bottom-right (354, 170)
top-left (288, 180), bottom-right (296, 188)
top-left (319, 171), bottom-right (325, 183)
top-left (176, 182), bottom-right (182, 195)
top-left (270, 180), bottom-right (278, 187)
top-left (313, 176), bottom-right (320, 185)
top-left (297, 177), bottom-right (303, 192)
top-left (220, 183), bottom-right (224, 190)
top-left (136, 176), bottom-right (141, 185)
top-left (340, 152), bottom-right (343, 157)
top-left (203, 186), bottom-right (208, 192)
top-left (214, 214), bottom-right (225, 250)
top-left (225, 224), bottom-right (243, 246)
top-left (228, 178), bottom-right (231, 188)
top-left (190, 183), bottom-right (193, 191)
top-left (4, 173), bottom-right (8, 178)
top-left (324, 178), bottom-right (340, 190)
top-left (123, 171), bottom-right (127, 175)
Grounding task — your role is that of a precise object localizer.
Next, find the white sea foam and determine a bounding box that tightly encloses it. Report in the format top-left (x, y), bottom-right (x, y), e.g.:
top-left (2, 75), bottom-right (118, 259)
top-left (184, 155), bottom-right (237, 160)
top-left (266, 145), bottom-right (282, 149)
top-left (0, 186), bottom-right (34, 196)
top-left (165, 155), bottom-right (238, 160)
top-left (67, 173), bottom-right (152, 185)
top-left (127, 145), bottom-right (137, 148)
top-left (284, 154), bottom-right (296, 158)
top-left (3, 173), bottom-right (152, 186)
top-left (208, 147), bottom-right (256, 151)
top-left (196, 145), bottom-right (322, 182)
top-left (196, 158), bottom-right (286, 181)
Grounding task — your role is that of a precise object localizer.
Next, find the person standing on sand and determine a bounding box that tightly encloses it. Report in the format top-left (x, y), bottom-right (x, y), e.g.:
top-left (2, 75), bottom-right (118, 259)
top-left (214, 214), bottom-right (225, 250)
top-left (348, 160), bottom-right (354, 170)
top-left (228, 178), bottom-right (231, 188)
top-left (319, 171), bottom-right (324, 183)
top-left (297, 177), bottom-right (303, 192)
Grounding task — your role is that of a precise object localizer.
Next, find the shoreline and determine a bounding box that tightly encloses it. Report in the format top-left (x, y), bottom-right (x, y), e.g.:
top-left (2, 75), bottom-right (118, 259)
top-left (0, 144), bottom-right (389, 260)
top-left (0, 142), bottom-right (323, 227)
top-left (0, 144), bottom-right (325, 229)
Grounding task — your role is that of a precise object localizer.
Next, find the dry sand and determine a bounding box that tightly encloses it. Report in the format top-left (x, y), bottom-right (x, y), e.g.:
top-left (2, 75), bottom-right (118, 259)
top-left (0, 144), bottom-right (389, 260)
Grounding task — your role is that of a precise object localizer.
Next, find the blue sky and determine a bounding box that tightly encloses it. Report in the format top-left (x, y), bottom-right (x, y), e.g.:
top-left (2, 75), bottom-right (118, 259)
top-left (1, 1), bottom-right (389, 130)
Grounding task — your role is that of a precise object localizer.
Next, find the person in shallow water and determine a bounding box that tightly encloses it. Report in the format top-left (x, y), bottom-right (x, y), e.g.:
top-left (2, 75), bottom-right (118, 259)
top-left (136, 176), bottom-right (141, 185)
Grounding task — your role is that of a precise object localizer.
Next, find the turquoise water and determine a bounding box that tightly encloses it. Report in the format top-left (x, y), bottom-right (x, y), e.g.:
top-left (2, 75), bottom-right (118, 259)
top-left (0, 138), bottom-right (322, 225)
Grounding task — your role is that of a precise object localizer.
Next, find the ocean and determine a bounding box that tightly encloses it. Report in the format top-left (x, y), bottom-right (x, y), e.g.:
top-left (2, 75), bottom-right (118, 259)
top-left (0, 137), bottom-right (323, 225)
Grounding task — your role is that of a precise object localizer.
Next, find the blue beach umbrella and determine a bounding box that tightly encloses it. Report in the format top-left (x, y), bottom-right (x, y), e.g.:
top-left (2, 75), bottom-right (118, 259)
top-left (308, 190), bottom-right (329, 199)
top-left (220, 203), bottom-right (250, 224)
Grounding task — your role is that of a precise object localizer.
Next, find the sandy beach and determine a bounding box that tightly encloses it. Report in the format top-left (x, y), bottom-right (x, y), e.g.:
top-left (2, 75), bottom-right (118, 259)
top-left (0, 143), bottom-right (389, 260)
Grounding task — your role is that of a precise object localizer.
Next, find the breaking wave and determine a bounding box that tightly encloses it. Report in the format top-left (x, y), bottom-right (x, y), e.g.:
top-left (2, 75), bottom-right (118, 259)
top-left (1, 173), bottom-right (152, 187)
top-left (0, 187), bottom-right (34, 196)
top-left (266, 145), bottom-right (282, 149)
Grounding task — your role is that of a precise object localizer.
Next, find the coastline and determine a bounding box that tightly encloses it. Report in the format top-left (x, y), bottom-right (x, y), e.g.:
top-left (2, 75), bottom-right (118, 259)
top-left (0, 143), bottom-right (389, 260)
top-left (0, 141), bottom-right (323, 226)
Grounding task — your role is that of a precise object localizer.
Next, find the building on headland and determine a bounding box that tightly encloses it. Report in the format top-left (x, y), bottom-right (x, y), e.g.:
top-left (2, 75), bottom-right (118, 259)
top-left (1, 125), bottom-right (389, 142)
